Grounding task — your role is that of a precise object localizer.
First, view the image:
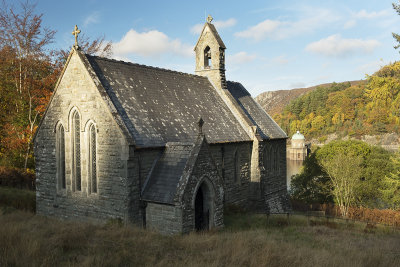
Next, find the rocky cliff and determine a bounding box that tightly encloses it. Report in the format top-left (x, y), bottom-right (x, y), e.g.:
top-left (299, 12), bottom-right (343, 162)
top-left (255, 81), bottom-right (363, 116)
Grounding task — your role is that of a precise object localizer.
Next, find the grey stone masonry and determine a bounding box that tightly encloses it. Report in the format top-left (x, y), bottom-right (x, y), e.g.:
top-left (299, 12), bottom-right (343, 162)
top-left (146, 203), bottom-right (182, 235)
top-left (34, 48), bottom-right (132, 223)
top-left (260, 139), bottom-right (291, 213)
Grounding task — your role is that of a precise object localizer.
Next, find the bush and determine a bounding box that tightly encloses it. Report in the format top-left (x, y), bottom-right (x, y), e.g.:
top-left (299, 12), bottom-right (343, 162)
top-left (291, 200), bottom-right (400, 227)
top-left (0, 187), bottom-right (36, 212)
top-left (0, 166), bottom-right (35, 190)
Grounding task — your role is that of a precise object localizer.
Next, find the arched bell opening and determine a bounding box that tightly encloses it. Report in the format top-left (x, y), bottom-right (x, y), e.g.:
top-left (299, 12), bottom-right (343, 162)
top-left (204, 46), bottom-right (212, 69)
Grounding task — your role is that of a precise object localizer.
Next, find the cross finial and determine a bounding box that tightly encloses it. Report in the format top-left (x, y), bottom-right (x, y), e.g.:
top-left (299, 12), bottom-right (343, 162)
top-left (72, 25), bottom-right (81, 48)
top-left (198, 117), bottom-right (204, 134)
top-left (207, 15), bottom-right (213, 23)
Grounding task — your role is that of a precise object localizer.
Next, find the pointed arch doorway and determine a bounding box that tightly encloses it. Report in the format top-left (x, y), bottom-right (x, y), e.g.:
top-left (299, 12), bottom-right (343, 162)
top-left (194, 181), bottom-right (214, 231)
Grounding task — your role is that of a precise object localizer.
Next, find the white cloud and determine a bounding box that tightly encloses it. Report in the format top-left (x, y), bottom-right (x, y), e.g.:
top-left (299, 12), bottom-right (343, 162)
top-left (343, 9), bottom-right (391, 29)
top-left (190, 24), bottom-right (203, 35)
top-left (228, 51), bottom-right (256, 65)
top-left (289, 82), bottom-right (306, 88)
top-left (83, 11), bottom-right (100, 27)
top-left (343, 19), bottom-right (356, 29)
top-left (214, 18), bottom-right (237, 29)
top-left (356, 60), bottom-right (385, 75)
top-left (355, 9), bottom-right (389, 19)
top-left (112, 29), bottom-right (193, 58)
top-left (272, 55), bottom-right (289, 65)
top-left (313, 75), bottom-right (331, 83)
top-left (190, 18), bottom-right (237, 34)
top-left (305, 34), bottom-right (380, 57)
top-left (273, 75), bottom-right (304, 81)
top-left (235, 8), bottom-right (339, 41)
top-left (234, 19), bottom-right (282, 41)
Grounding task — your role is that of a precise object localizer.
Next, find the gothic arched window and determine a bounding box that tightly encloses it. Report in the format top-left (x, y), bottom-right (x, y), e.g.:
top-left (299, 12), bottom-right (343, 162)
top-left (271, 146), bottom-right (276, 173)
top-left (263, 146), bottom-right (270, 174)
top-left (276, 147), bottom-right (281, 174)
top-left (204, 46), bottom-right (211, 68)
top-left (72, 110), bottom-right (81, 191)
top-left (88, 123), bottom-right (97, 194)
top-left (57, 124), bottom-right (66, 190)
top-left (233, 149), bottom-right (240, 183)
top-left (274, 147), bottom-right (279, 173)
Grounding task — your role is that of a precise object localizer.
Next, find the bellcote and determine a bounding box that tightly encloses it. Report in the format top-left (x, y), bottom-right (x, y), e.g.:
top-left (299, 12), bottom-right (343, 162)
top-left (194, 15), bottom-right (227, 90)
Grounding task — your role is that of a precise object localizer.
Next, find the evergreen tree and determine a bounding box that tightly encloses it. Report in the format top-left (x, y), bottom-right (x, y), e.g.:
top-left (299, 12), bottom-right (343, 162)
top-left (393, 1), bottom-right (400, 50)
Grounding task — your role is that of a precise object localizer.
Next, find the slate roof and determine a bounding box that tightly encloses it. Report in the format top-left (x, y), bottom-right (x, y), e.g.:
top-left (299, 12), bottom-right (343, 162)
top-left (142, 142), bottom-right (195, 204)
top-left (86, 55), bottom-right (251, 147)
top-left (226, 81), bottom-right (287, 139)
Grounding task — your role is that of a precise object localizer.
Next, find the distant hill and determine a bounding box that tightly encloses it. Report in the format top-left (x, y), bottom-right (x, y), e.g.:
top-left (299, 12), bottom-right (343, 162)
top-left (259, 60), bottom-right (400, 141)
top-left (255, 80), bottom-right (364, 117)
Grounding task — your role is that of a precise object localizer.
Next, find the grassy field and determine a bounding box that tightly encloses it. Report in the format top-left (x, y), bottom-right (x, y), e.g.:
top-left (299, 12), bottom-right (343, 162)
top-left (1, 205), bottom-right (400, 267)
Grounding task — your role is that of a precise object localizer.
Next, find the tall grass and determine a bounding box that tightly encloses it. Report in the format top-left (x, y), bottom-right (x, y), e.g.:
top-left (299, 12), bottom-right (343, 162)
top-left (1, 210), bottom-right (399, 267)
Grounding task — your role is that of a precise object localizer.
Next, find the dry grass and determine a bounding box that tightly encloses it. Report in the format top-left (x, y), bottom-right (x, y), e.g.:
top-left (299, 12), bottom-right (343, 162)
top-left (0, 210), bottom-right (399, 267)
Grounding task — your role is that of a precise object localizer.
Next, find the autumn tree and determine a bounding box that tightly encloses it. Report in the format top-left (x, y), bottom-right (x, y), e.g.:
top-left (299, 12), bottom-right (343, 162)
top-left (0, 0), bottom-right (57, 169)
top-left (55, 33), bottom-right (113, 66)
top-left (0, 1), bottom-right (114, 169)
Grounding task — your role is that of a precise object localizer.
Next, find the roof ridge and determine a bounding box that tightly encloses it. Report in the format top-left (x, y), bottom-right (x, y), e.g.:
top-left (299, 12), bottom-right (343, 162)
top-left (85, 54), bottom-right (206, 79)
top-left (227, 80), bottom-right (240, 84)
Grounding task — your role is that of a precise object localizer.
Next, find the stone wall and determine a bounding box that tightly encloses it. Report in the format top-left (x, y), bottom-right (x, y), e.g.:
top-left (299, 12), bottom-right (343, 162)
top-left (145, 203), bottom-right (182, 235)
top-left (34, 51), bottom-right (131, 222)
top-left (209, 142), bottom-right (252, 207)
top-left (127, 148), bottom-right (163, 226)
top-left (260, 139), bottom-right (291, 213)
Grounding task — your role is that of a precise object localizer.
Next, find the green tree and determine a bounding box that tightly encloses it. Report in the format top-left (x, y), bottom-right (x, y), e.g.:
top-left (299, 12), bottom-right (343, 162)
top-left (318, 151), bottom-right (363, 217)
top-left (393, 1), bottom-right (400, 51)
top-left (380, 152), bottom-right (400, 209)
top-left (290, 150), bottom-right (333, 204)
top-left (292, 140), bottom-right (399, 212)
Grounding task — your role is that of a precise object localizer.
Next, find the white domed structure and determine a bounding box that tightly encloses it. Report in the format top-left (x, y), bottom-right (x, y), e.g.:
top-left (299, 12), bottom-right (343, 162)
top-left (288, 131), bottom-right (307, 160)
top-left (292, 131), bottom-right (305, 140)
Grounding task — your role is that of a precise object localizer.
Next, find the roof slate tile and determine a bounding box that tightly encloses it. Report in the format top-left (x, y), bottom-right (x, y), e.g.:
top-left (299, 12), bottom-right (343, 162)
top-left (86, 55), bottom-right (251, 147)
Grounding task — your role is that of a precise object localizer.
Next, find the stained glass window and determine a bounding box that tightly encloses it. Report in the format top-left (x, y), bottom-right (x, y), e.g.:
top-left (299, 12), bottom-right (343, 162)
top-left (58, 125), bottom-right (66, 189)
top-left (234, 150), bottom-right (240, 183)
top-left (73, 111), bottom-right (81, 191)
top-left (89, 124), bottom-right (97, 193)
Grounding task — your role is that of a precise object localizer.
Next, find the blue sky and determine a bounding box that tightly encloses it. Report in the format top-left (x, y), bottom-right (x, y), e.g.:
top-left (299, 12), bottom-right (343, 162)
top-left (27, 0), bottom-right (400, 96)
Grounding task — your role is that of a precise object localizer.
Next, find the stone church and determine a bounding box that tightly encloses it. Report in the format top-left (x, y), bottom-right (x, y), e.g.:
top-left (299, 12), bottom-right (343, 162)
top-left (34, 17), bottom-right (290, 234)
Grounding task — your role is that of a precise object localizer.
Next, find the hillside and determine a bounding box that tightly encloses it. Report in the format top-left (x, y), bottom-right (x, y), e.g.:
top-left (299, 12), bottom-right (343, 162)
top-left (255, 62), bottom-right (400, 140)
top-left (255, 80), bottom-right (363, 117)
